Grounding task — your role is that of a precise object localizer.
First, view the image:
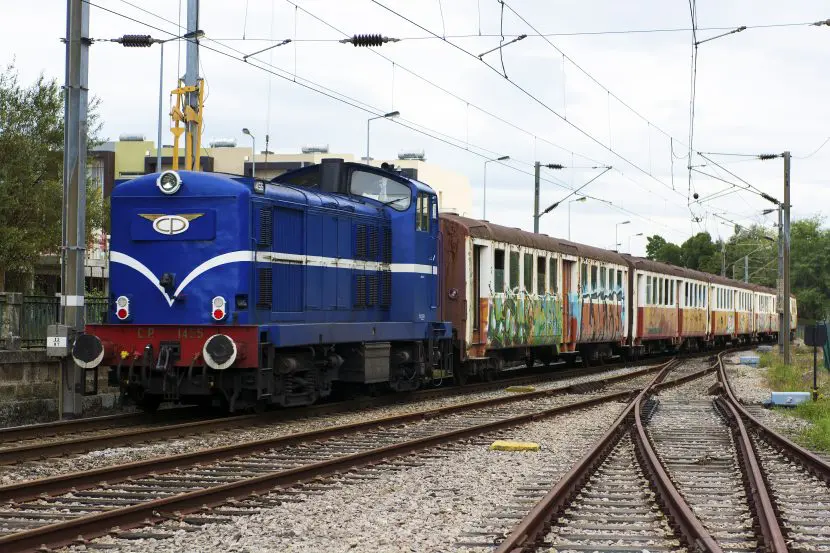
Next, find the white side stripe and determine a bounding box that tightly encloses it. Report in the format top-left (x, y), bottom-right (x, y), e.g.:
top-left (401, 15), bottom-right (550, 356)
top-left (111, 250), bottom-right (436, 307)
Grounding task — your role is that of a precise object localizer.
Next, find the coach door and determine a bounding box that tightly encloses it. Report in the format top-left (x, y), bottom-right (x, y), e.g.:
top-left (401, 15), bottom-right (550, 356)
top-left (562, 260), bottom-right (575, 349)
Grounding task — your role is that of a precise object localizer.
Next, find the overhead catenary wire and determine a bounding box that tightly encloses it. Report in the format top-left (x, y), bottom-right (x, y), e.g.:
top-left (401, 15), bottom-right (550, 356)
top-left (86, 0), bottom-right (697, 238)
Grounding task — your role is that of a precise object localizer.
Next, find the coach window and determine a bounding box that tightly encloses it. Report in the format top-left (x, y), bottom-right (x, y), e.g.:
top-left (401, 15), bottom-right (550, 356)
top-left (523, 253), bottom-right (534, 292)
top-left (591, 266), bottom-right (598, 293)
top-left (581, 263), bottom-right (588, 292)
top-left (617, 270), bottom-right (623, 293)
top-left (537, 256), bottom-right (546, 295)
top-left (599, 267), bottom-right (607, 291)
top-left (494, 249), bottom-right (505, 293)
top-left (656, 278), bottom-right (661, 305)
top-left (646, 276), bottom-right (652, 305)
top-left (665, 279), bottom-right (670, 306)
top-left (549, 258), bottom-right (558, 294)
top-left (510, 251), bottom-right (520, 291)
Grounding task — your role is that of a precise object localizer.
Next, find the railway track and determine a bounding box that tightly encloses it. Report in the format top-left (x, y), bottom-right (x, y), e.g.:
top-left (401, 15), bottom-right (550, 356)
top-left (0, 358), bottom-right (669, 467)
top-left (494, 350), bottom-right (830, 553)
top-left (0, 360), bottom-right (672, 552)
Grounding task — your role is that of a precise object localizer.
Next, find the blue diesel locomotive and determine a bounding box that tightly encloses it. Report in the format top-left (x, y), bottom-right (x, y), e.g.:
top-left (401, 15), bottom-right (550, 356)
top-left (72, 159), bottom-right (453, 411)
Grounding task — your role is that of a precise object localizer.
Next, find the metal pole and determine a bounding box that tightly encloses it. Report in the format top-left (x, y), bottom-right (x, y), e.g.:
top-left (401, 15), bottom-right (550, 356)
top-left (184, 0), bottom-right (199, 170)
top-left (721, 242), bottom-right (726, 276)
top-left (568, 201), bottom-right (575, 241)
top-left (60, 0), bottom-right (89, 419)
top-left (778, 204), bottom-right (784, 354)
top-left (483, 161), bottom-right (488, 220)
top-left (366, 118), bottom-right (371, 163)
top-left (251, 135), bottom-right (256, 178)
top-left (533, 162), bottom-right (540, 233)
top-left (744, 255), bottom-right (749, 283)
top-left (783, 151), bottom-right (792, 364)
top-left (156, 41), bottom-right (163, 173)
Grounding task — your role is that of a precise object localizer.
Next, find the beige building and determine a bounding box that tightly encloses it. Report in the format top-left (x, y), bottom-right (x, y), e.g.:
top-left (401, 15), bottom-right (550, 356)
top-left (106, 136), bottom-right (473, 217)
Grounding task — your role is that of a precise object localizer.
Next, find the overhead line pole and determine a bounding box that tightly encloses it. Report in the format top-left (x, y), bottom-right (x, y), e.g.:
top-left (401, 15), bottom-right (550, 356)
top-left (783, 151), bottom-right (792, 364)
top-left (59, 0), bottom-right (89, 419)
top-left (184, 0), bottom-right (200, 171)
top-left (778, 204), bottom-right (784, 354)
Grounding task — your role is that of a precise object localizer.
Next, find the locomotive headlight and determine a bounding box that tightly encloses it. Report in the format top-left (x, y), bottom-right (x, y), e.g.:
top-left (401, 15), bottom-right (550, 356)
top-left (156, 170), bottom-right (182, 195)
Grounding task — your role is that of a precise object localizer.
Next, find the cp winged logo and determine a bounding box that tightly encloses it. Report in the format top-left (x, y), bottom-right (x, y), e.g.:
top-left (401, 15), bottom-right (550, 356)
top-left (139, 213), bottom-right (204, 236)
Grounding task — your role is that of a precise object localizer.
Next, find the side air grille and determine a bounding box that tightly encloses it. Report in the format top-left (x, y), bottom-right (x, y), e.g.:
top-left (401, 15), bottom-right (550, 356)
top-left (369, 226), bottom-right (378, 260)
top-left (383, 227), bottom-right (392, 264)
top-left (258, 209), bottom-right (272, 246)
top-left (368, 274), bottom-right (378, 307)
top-left (381, 271), bottom-right (392, 308)
top-left (355, 274), bottom-right (367, 308)
top-left (257, 268), bottom-right (273, 309)
top-left (356, 224), bottom-right (367, 260)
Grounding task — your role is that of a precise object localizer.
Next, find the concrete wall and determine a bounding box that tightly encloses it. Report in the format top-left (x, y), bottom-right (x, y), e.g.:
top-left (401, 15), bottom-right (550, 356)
top-left (0, 350), bottom-right (122, 427)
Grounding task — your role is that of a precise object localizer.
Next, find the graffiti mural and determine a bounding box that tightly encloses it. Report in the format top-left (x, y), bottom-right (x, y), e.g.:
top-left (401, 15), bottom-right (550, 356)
top-left (641, 307), bottom-right (678, 338)
top-left (712, 311), bottom-right (736, 335)
top-left (574, 285), bottom-right (626, 343)
top-left (736, 312), bottom-right (752, 335)
top-left (480, 290), bottom-right (563, 349)
top-left (756, 314), bottom-right (777, 333)
top-left (681, 309), bottom-right (707, 335)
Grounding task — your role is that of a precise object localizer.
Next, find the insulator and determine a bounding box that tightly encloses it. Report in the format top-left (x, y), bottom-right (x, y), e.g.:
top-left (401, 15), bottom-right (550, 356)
top-left (119, 34), bottom-right (154, 47)
top-left (350, 34), bottom-right (385, 47)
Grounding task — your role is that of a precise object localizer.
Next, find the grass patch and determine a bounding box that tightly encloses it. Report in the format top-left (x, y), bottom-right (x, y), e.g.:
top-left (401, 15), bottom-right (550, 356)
top-left (759, 347), bottom-right (830, 451)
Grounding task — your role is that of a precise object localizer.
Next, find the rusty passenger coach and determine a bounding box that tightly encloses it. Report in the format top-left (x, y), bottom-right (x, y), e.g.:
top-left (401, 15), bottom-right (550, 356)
top-left (439, 213), bottom-right (791, 379)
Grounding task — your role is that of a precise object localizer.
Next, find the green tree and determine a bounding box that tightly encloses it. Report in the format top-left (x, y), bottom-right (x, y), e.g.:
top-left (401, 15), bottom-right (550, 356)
top-left (680, 232), bottom-right (719, 271)
top-left (646, 235), bottom-right (682, 265)
top-left (0, 64), bottom-right (105, 291)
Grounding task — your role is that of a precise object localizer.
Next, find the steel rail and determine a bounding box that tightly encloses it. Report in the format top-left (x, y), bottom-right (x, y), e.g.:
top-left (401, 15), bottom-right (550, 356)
top-left (717, 351), bottom-right (830, 483)
top-left (494, 359), bottom-right (679, 552)
top-left (0, 362), bottom-right (665, 504)
top-left (633, 379), bottom-right (723, 553)
top-left (715, 350), bottom-right (822, 552)
top-left (0, 375), bottom-right (657, 552)
top-left (0, 358), bottom-right (665, 464)
top-left (495, 359), bottom-right (723, 553)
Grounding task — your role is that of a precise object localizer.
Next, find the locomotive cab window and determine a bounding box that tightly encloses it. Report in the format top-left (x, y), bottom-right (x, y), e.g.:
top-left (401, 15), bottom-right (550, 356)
top-left (494, 249), bottom-right (505, 293)
top-left (351, 170), bottom-right (412, 212)
top-left (416, 193), bottom-right (430, 231)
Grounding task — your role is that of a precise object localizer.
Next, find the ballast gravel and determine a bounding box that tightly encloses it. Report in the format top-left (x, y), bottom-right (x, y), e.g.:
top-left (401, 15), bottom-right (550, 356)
top-left (0, 363), bottom-right (653, 485)
top-left (724, 351), bottom-right (811, 438)
top-left (64, 402), bottom-right (627, 553)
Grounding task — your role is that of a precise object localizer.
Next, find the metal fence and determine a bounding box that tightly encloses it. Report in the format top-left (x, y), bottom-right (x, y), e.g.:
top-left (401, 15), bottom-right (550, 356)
top-left (2, 295), bottom-right (110, 350)
top-left (20, 296), bottom-right (60, 349)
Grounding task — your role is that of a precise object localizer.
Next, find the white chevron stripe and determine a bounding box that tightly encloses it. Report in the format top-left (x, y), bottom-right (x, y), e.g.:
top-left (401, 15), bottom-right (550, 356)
top-left (111, 250), bottom-right (437, 306)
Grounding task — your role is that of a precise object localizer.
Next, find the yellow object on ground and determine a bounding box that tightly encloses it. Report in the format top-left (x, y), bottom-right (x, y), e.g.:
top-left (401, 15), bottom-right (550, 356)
top-left (505, 385), bottom-right (536, 393)
top-left (489, 440), bottom-right (541, 452)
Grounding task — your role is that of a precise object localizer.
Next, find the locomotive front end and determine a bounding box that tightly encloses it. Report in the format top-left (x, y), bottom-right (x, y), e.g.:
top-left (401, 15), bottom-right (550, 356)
top-left (75, 170), bottom-right (259, 411)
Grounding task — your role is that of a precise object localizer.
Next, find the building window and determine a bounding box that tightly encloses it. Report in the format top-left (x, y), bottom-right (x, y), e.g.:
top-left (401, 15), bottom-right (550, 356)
top-left (524, 253), bottom-right (533, 292)
top-left (509, 251), bottom-right (520, 291)
top-left (537, 256), bottom-right (546, 295)
top-left (494, 249), bottom-right (505, 293)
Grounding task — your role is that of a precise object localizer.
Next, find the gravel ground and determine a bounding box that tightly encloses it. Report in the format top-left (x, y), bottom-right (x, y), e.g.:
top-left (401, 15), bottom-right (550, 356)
top-left (724, 350), bottom-right (812, 438)
top-left (64, 402), bottom-right (626, 553)
top-left (0, 364), bottom-right (654, 486)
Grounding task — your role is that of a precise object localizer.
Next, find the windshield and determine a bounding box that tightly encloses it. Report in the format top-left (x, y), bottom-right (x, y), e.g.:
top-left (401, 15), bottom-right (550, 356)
top-left (350, 170), bottom-right (412, 211)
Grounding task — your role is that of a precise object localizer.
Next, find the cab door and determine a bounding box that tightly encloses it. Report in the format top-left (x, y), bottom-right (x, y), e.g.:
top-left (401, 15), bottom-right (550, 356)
top-left (413, 192), bottom-right (438, 321)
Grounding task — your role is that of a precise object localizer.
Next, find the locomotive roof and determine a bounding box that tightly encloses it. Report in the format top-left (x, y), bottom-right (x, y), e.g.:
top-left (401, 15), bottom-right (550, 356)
top-left (440, 213), bottom-right (627, 265)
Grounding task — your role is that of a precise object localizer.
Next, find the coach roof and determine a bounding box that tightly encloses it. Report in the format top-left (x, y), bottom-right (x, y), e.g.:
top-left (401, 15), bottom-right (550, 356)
top-left (440, 213), bottom-right (627, 265)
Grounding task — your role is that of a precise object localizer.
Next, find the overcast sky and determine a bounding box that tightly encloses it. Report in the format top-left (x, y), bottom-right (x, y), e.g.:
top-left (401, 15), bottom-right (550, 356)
top-left (2, 0), bottom-right (828, 260)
